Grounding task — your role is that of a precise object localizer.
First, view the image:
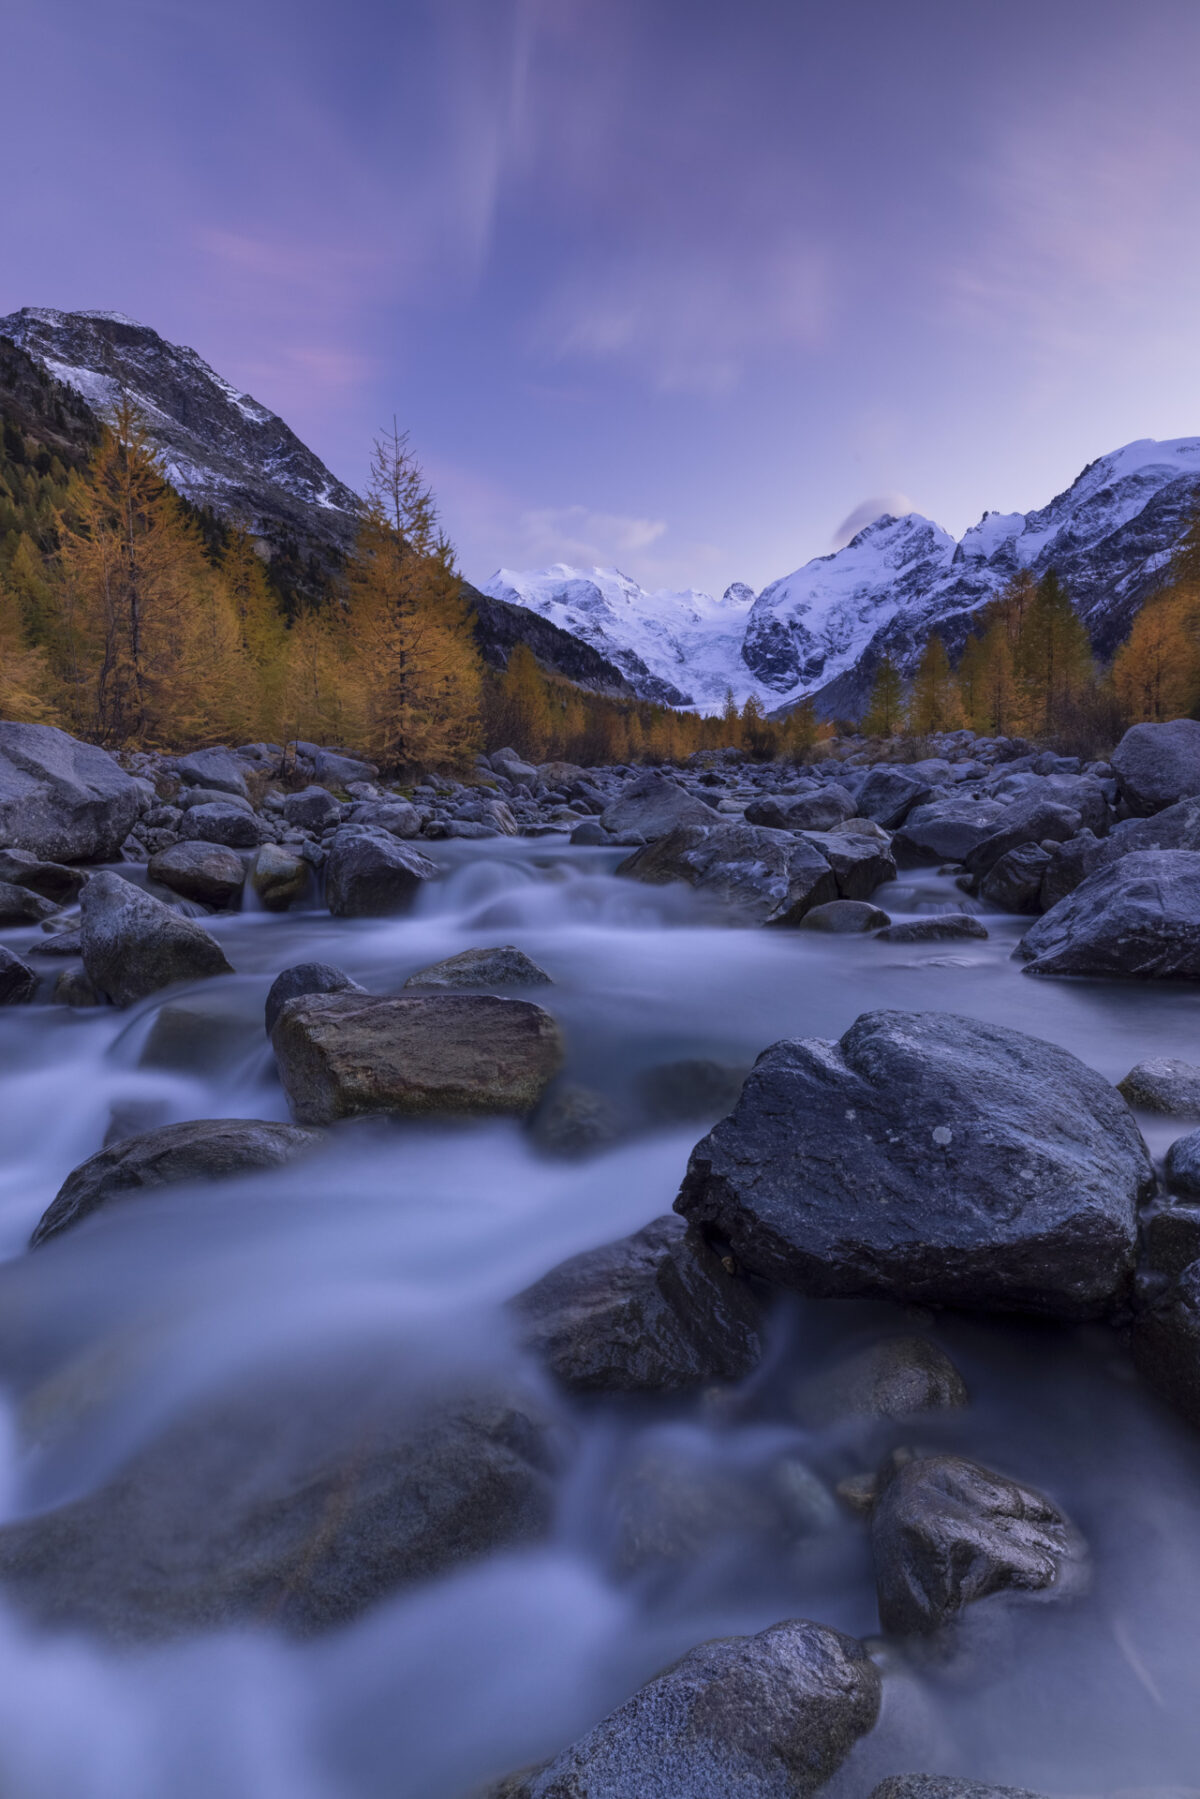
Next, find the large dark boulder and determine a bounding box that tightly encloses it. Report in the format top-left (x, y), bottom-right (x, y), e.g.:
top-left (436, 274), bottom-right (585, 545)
top-left (1111, 718), bottom-right (1200, 815)
top-left (977, 843), bottom-right (1051, 913)
top-left (619, 823), bottom-right (837, 924)
top-left (172, 746), bottom-right (251, 798)
top-left (0, 880), bottom-right (57, 926)
top-left (893, 795), bottom-right (1007, 865)
top-left (601, 772), bottom-right (720, 840)
top-left (80, 871), bottom-right (234, 1006)
top-left (31, 1119), bottom-right (323, 1247)
top-left (404, 946), bottom-right (552, 990)
top-left (855, 767), bottom-right (934, 829)
top-left (1132, 1259), bottom-right (1200, 1430)
top-left (510, 1215), bottom-right (762, 1393)
top-left (180, 803), bottom-right (269, 849)
top-left (1019, 850), bottom-right (1200, 978)
top-left (496, 1618), bottom-right (881, 1799)
top-left (0, 722), bottom-right (143, 863)
top-left (745, 785), bottom-right (856, 832)
top-left (675, 1010), bottom-right (1152, 1319)
top-left (0, 847), bottom-right (86, 903)
top-left (148, 841), bottom-right (246, 909)
top-left (280, 784), bottom-right (341, 831)
top-left (271, 992), bottom-right (564, 1125)
top-left (264, 962), bottom-right (365, 1035)
top-left (799, 825), bottom-right (897, 899)
top-left (963, 799), bottom-right (1082, 881)
top-left (323, 829), bottom-right (439, 917)
top-left (0, 946), bottom-right (37, 1005)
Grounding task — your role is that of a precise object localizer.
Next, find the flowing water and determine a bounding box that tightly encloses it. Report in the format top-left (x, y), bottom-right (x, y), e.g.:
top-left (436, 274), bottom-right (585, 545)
top-left (0, 839), bottom-right (1198, 1798)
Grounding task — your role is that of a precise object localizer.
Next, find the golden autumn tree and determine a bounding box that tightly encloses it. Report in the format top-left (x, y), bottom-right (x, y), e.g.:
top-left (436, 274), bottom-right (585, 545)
top-left (344, 428), bottom-right (482, 772)
top-left (907, 633), bottom-right (962, 734)
top-left (862, 654), bottom-right (904, 737)
top-left (1016, 570), bottom-right (1094, 735)
top-left (1112, 592), bottom-right (1200, 723)
top-left (219, 526), bottom-right (288, 736)
top-left (496, 642), bottom-right (553, 760)
top-left (0, 571), bottom-right (57, 722)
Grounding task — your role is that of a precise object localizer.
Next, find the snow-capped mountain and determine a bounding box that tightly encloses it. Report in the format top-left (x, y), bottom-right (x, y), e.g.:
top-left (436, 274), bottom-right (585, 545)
top-left (0, 308), bottom-right (361, 565)
top-left (483, 566), bottom-right (761, 708)
top-left (495, 438), bottom-right (1200, 717)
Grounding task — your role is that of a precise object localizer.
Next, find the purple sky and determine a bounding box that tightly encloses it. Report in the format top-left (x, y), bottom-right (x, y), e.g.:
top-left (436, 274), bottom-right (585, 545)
top-left (7, 0), bottom-right (1200, 595)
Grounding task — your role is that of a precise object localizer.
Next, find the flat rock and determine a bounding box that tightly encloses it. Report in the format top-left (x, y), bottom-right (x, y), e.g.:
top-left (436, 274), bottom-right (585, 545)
top-left (497, 1618), bottom-right (881, 1799)
top-left (31, 1119), bottom-right (323, 1247)
top-left (0, 946), bottom-right (37, 1005)
top-left (870, 1452), bottom-right (1088, 1637)
top-left (601, 772), bottom-right (721, 839)
top-left (675, 1009), bottom-right (1152, 1318)
top-left (80, 871), bottom-right (233, 1006)
top-left (1118, 1059), bottom-right (1200, 1116)
top-left (798, 900), bottom-right (891, 933)
top-left (404, 946), bottom-right (552, 990)
top-left (511, 1214), bottom-right (762, 1393)
top-left (1019, 850), bottom-right (1200, 979)
top-left (323, 829), bottom-right (439, 917)
top-left (1112, 719), bottom-right (1200, 815)
top-left (271, 992), bottom-right (564, 1125)
top-left (264, 962), bottom-right (366, 1035)
top-left (148, 841), bottom-right (246, 909)
top-left (0, 722), bottom-right (143, 863)
top-left (619, 822), bottom-right (837, 925)
top-left (875, 915), bottom-right (987, 943)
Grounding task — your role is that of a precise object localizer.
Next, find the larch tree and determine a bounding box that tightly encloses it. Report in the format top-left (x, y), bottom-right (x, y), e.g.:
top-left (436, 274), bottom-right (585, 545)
top-left (862, 654), bottom-right (904, 737)
top-left (1017, 570), bottom-right (1094, 736)
top-left (907, 634), bottom-right (962, 735)
top-left (497, 642), bottom-right (553, 760)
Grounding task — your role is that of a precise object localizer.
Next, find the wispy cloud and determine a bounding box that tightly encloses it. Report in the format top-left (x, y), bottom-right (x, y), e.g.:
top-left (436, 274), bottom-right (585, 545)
top-left (516, 504), bottom-right (667, 565)
top-left (832, 493), bottom-right (915, 548)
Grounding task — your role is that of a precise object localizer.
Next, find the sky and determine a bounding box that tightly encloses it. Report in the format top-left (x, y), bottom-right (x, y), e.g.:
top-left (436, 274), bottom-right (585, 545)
top-left (6, 0), bottom-right (1200, 597)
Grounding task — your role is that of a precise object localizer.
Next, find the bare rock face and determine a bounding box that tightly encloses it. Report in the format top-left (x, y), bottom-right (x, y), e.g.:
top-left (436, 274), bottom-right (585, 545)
top-left (31, 1118), bottom-right (324, 1247)
top-left (0, 721), bottom-right (143, 863)
top-left (676, 1010), bottom-right (1152, 1319)
top-left (271, 992), bottom-right (564, 1125)
top-left (80, 871), bottom-right (233, 1006)
top-left (619, 822), bottom-right (837, 924)
top-left (496, 1618), bottom-right (881, 1799)
top-left (870, 1453), bottom-right (1089, 1637)
top-left (510, 1214), bottom-right (762, 1393)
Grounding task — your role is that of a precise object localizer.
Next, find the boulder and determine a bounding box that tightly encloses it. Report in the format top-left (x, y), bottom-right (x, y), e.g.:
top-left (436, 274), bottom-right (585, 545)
top-left (148, 841), bottom-right (246, 909)
top-left (963, 800), bottom-right (1082, 881)
top-left (792, 1337), bottom-right (968, 1427)
top-left (800, 825), bottom-right (897, 899)
top-left (347, 800), bottom-right (421, 839)
top-left (1133, 1259), bottom-right (1200, 1429)
top-left (855, 767), bottom-right (934, 829)
top-left (271, 992), bottom-right (564, 1125)
top-left (80, 872), bottom-right (234, 1006)
top-left (323, 830), bottom-right (439, 917)
top-left (893, 796), bottom-right (1008, 865)
top-left (675, 1010), bottom-right (1152, 1319)
top-left (619, 823), bottom-right (837, 925)
top-left (875, 915), bottom-right (987, 943)
top-left (180, 804), bottom-right (269, 850)
top-left (295, 743), bottom-right (379, 788)
top-left (1036, 830), bottom-right (1103, 911)
top-left (0, 1361), bottom-right (559, 1640)
top-left (870, 1453), bottom-right (1088, 1637)
top-left (0, 880), bottom-right (57, 926)
top-left (637, 1058), bottom-right (747, 1124)
top-left (403, 946), bottom-right (552, 990)
top-left (0, 946), bottom-right (37, 1005)
top-left (745, 786), bottom-right (857, 832)
top-left (570, 820), bottom-right (610, 846)
top-left (977, 843), bottom-right (1051, 914)
top-left (0, 722), bottom-right (143, 863)
top-left (1111, 718), bottom-right (1200, 815)
top-left (0, 848), bottom-right (86, 904)
top-left (496, 1619), bottom-right (880, 1799)
top-left (1138, 1203), bottom-right (1200, 1281)
top-left (264, 962), bottom-right (365, 1035)
top-left (869, 1776), bottom-right (1049, 1799)
top-left (31, 1119), bottom-right (323, 1247)
top-left (248, 844), bottom-right (309, 911)
top-left (601, 772), bottom-right (721, 840)
top-left (280, 785), bottom-right (341, 831)
top-left (179, 786), bottom-right (254, 813)
top-left (510, 1214), bottom-right (762, 1393)
top-left (798, 900), bottom-right (891, 933)
top-left (1019, 850), bottom-right (1200, 979)
top-left (1118, 1059), bottom-right (1200, 1116)
top-left (490, 747), bottom-right (538, 784)
top-left (1166, 1129), bottom-right (1200, 1197)
top-left (172, 746), bottom-right (251, 798)
top-left (528, 1084), bottom-right (623, 1158)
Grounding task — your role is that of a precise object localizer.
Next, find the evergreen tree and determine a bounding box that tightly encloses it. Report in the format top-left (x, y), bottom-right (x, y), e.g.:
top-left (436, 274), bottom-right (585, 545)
top-left (497, 643), bottom-right (553, 760)
top-left (907, 634), bottom-right (962, 735)
top-left (740, 692), bottom-right (775, 759)
top-left (862, 654), bottom-right (904, 737)
top-left (1017, 569), bottom-right (1094, 735)
top-left (720, 686), bottom-right (741, 747)
top-left (1113, 591), bottom-right (1200, 723)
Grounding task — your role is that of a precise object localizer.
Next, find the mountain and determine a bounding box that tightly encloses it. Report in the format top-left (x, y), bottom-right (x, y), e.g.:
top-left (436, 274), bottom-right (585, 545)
top-left (482, 566), bottom-right (760, 708)
top-left (494, 438), bottom-right (1200, 718)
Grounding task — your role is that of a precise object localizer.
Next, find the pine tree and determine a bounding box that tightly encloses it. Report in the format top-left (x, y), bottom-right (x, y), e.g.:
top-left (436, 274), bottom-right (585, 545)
top-left (1017, 570), bottom-right (1094, 736)
top-left (740, 692), bottom-right (775, 760)
top-left (780, 698), bottom-right (822, 763)
top-left (862, 655), bottom-right (904, 737)
top-left (907, 634), bottom-right (962, 735)
top-left (720, 686), bottom-right (741, 747)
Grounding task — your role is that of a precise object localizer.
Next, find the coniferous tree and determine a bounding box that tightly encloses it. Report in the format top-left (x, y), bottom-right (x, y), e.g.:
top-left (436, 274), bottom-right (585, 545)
top-left (862, 654), bottom-right (904, 737)
top-left (907, 634), bottom-right (962, 735)
top-left (1017, 570), bottom-right (1094, 735)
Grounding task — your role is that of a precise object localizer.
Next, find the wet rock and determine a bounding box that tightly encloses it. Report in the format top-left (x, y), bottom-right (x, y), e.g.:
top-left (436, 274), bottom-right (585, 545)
top-left (528, 1084), bottom-right (622, 1158)
top-left (511, 1214), bottom-right (762, 1393)
top-left (977, 842), bottom-right (1052, 913)
top-left (148, 841), bottom-right (246, 909)
top-left (293, 743), bottom-right (379, 788)
top-left (496, 1618), bottom-right (880, 1799)
top-left (1037, 830), bottom-right (1104, 911)
top-left (180, 803), bottom-right (269, 850)
top-left (0, 848), bottom-right (86, 904)
top-left (855, 768), bottom-right (934, 829)
top-left (0, 946), bottom-right (37, 1005)
top-left (0, 880), bottom-right (57, 926)
top-left (1118, 1059), bottom-right (1200, 1116)
top-left (323, 829), bottom-right (439, 917)
top-left (264, 962), bottom-right (366, 1035)
top-left (137, 1002), bottom-right (255, 1074)
top-left (870, 1452), bottom-right (1088, 1637)
top-left (798, 900), bottom-right (892, 933)
top-left (676, 1009), bottom-right (1152, 1319)
top-left (248, 844), bottom-right (309, 911)
top-left (792, 1337), bottom-right (968, 1427)
top-left (1019, 850), bottom-right (1200, 979)
top-left (491, 748), bottom-right (538, 784)
top-left (800, 825), bottom-right (897, 900)
top-left (271, 992), bottom-right (564, 1125)
top-left (1166, 1129), bottom-right (1200, 1198)
top-left (746, 786), bottom-right (857, 832)
top-left (1111, 719), bottom-right (1200, 815)
top-left (280, 785), bottom-right (341, 832)
top-left (963, 800), bottom-right (1082, 881)
top-left (31, 1118), bottom-right (323, 1247)
top-left (1138, 1204), bottom-right (1200, 1281)
top-left (348, 799), bottom-right (422, 838)
top-left (80, 871), bottom-right (234, 1006)
top-left (601, 772), bottom-right (721, 839)
top-left (570, 819), bottom-right (610, 846)
top-left (179, 786), bottom-right (253, 813)
top-left (53, 967), bottom-right (101, 1007)
top-left (172, 746), bottom-right (251, 798)
top-left (1132, 1259), bottom-right (1200, 1428)
top-left (404, 946), bottom-right (552, 990)
top-left (875, 915), bottom-right (988, 943)
top-left (638, 1058), bottom-right (747, 1124)
top-left (893, 796), bottom-right (1007, 866)
top-left (619, 823), bottom-right (837, 925)
top-left (0, 721), bottom-right (143, 863)
top-left (869, 1777), bottom-right (1049, 1799)
top-left (0, 1361), bottom-right (560, 1640)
